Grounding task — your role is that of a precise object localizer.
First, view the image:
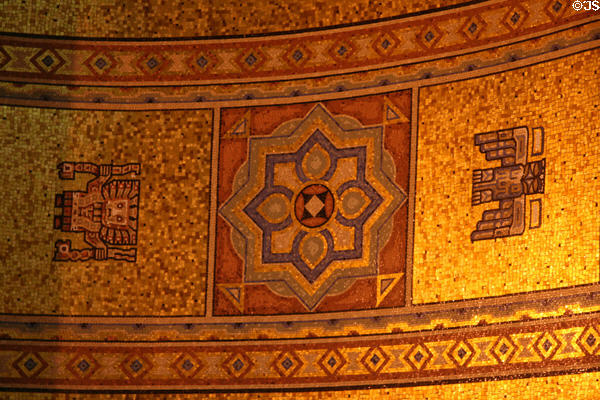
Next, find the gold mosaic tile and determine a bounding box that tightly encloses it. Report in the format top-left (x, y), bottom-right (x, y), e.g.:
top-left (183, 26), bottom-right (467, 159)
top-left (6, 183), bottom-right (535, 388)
top-left (1, 0), bottom-right (600, 395)
top-left (0, 106), bottom-right (212, 315)
top-left (1, 0), bottom-right (468, 38)
top-left (414, 48), bottom-right (600, 304)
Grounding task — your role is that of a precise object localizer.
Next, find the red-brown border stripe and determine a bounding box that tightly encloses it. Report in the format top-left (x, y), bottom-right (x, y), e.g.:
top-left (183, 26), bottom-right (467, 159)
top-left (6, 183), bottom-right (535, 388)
top-left (1, 313), bottom-right (600, 390)
top-left (0, 0), bottom-right (596, 86)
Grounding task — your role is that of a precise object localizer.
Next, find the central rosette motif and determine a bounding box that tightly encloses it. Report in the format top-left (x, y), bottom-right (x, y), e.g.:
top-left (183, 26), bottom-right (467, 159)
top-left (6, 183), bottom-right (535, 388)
top-left (294, 184), bottom-right (335, 228)
top-left (242, 128), bottom-right (384, 285)
top-left (220, 105), bottom-right (406, 310)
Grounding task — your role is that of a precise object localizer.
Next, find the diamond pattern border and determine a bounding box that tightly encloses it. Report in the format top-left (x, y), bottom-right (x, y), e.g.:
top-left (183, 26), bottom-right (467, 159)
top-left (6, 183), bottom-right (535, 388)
top-left (491, 335), bottom-right (517, 364)
top-left (235, 48), bottom-right (268, 71)
top-left (12, 352), bottom-right (49, 379)
top-left (119, 353), bottom-right (154, 380)
top-left (544, 0), bottom-right (568, 21)
top-left (83, 51), bottom-right (118, 76)
top-left (534, 331), bottom-right (561, 360)
top-left (449, 340), bottom-right (476, 367)
top-left (0, 0), bottom-right (593, 86)
top-left (29, 48), bottom-right (66, 74)
top-left (318, 349), bottom-right (347, 376)
top-left (405, 343), bottom-right (433, 370)
top-left (460, 15), bottom-right (488, 41)
top-left (502, 5), bottom-right (529, 32)
top-left (66, 352), bottom-right (101, 379)
top-left (222, 352), bottom-right (254, 378)
top-left (170, 352), bottom-right (204, 379)
top-left (417, 24), bottom-right (444, 49)
top-left (361, 346), bottom-right (391, 374)
top-left (3, 318), bottom-right (600, 389)
top-left (371, 31), bottom-right (401, 57)
top-left (272, 351), bottom-right (304, 377)
top-left (577, 326), bottom-right (600, 355)
top-left (136, 52), bottom-right (171, 75)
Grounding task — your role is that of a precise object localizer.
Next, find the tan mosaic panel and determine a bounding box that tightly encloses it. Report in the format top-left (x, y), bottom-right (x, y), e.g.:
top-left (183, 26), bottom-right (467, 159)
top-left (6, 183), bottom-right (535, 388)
top-left (206, 0), bottom-right (470, 36)
top-left (0, 0), bottom-right (469, 38)
top-left (414, 48), bottom-right (600, 304)
top-left (3, 370), bottom-right (600, 399)
top-left (0, 106), bottom-right (211, 315)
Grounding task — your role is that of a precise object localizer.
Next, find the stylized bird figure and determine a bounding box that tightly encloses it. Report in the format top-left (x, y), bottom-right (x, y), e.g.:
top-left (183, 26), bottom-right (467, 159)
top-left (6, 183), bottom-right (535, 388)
top-left (471, 127), bottom-right (545, 242)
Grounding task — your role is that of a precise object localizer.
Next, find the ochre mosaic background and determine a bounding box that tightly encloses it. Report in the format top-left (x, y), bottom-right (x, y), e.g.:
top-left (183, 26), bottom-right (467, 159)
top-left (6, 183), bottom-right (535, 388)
top-left (1, 0), bottom-right (600, 396)
top-left (414, 48), bottom-right (600, 304)
top-left (1, 0), bottom-right (469, 38)
top-left (0, 107), bottom-right (212, 315)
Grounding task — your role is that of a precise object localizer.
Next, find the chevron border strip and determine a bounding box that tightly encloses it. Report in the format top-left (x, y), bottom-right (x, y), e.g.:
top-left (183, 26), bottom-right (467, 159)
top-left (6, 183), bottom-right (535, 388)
top-left (2, 314), bottom-right (600, 391)
top-left (0, 0), bottom-right (596, 86)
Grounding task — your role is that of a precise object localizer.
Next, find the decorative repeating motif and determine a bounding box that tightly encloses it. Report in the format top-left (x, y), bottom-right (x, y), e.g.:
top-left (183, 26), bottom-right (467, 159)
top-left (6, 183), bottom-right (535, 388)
top-left (11, 352), bottom-right (48, 379)
top-left (53, 162), bottom-right (140, 262)
top-left (471, 127), bottom-right (546, 241)
top-left (220, 105), bottom-right (405, 310)
top-left (0, 0), bottom-right (598, 395)
top-left (0, 0), bottom-right (594, 85)
top-left (215, 93), bottom-right (411, 315)
top-left (2, 315), bottom-right (600, 390)
top-left (1, 25), bottom-right (597, 109)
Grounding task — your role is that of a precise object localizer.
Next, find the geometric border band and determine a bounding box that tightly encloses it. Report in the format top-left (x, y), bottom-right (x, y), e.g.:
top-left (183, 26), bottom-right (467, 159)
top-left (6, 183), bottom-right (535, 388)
top-left (2, 312), bottom-right (600, 391)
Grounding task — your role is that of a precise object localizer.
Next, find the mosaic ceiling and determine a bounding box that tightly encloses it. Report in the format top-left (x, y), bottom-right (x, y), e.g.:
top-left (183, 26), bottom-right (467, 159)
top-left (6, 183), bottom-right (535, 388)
top-left (0, 0), bottom-right (599, 397)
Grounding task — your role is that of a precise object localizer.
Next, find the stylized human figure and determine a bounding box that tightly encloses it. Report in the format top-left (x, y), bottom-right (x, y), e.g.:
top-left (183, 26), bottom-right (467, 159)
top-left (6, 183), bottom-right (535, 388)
top-left (53, 162), bottom-right (140, 261)
top-left (471, 127), bottom-right (545, 242)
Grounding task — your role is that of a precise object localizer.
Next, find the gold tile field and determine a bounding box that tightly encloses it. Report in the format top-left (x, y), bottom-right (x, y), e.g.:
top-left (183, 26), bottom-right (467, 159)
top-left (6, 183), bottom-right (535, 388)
top-left (0, 0), bottom-right (599, 396)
